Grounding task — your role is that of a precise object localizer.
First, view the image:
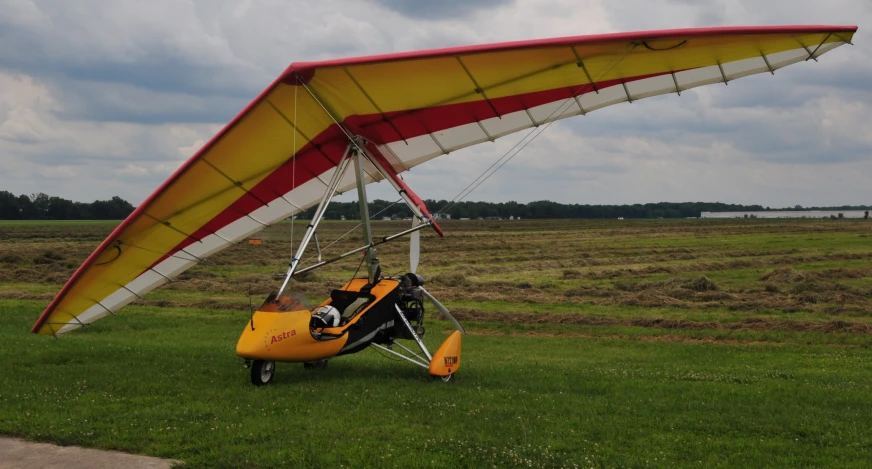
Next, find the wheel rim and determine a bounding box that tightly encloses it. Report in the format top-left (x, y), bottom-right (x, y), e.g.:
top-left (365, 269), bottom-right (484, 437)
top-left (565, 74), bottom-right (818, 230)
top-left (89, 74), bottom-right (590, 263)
top-left (260, 361), bottom-right (275, 382)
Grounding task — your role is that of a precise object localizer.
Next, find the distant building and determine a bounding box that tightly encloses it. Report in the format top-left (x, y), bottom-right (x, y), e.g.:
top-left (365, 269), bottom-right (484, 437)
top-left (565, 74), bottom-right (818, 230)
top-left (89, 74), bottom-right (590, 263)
top-left (701, 210), bottom-right (868, 219)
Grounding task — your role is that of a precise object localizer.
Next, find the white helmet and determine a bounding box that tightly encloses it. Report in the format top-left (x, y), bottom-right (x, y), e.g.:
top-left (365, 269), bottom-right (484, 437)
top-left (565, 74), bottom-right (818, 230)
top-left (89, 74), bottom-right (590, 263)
top-left (313, 305), bottom-right (341, 328)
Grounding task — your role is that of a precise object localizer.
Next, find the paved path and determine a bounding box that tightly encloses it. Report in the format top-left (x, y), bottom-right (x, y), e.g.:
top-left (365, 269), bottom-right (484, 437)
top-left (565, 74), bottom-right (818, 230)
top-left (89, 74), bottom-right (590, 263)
top-left (0, 437), bottom-right (177, 469)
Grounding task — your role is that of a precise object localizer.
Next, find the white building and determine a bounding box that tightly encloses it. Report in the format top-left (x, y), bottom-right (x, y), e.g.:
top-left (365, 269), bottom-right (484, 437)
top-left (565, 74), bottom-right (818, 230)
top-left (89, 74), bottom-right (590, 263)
top-left (701, 210), bottom-right (869, 219)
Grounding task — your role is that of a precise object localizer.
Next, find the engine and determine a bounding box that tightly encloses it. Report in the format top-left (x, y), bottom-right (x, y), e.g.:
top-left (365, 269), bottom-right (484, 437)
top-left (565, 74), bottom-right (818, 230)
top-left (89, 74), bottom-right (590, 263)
top-left (396, 273), bottom-right (426, 339)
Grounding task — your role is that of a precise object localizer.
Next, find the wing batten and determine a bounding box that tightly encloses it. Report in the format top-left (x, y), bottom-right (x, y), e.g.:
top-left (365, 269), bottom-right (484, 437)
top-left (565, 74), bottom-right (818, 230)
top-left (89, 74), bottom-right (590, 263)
top-left (33, 25), bottom-right (857, 335)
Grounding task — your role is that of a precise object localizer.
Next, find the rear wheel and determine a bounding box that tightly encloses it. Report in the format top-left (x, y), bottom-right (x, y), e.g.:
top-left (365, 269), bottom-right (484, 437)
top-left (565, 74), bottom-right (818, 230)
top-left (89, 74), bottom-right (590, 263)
top-left (432, 373), bottom-right (453, 383)
top-left (250, 360), bottom-right (275, 386)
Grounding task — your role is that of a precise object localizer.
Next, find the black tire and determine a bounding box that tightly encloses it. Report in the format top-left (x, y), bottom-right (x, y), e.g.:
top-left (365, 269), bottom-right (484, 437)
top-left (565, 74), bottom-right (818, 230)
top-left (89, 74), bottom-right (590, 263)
top-left (250, 360), bottom-right (275, 386)
top-left (432, 373), bottom-right (454, 383)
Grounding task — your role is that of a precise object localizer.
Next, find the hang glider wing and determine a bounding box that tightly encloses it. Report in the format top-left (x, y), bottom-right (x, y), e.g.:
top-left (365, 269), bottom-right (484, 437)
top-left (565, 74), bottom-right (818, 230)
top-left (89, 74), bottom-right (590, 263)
top-left (32, 25), bottom-right (857, 335)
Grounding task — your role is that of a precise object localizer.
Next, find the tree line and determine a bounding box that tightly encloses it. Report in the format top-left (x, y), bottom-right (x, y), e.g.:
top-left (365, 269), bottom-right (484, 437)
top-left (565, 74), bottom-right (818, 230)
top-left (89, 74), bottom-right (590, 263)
top-left (0, 191), bottom-right (868, 220)
top-left (0, 192), bottom-right (134, 220)
top-left (310, 200), bottom-right (872, 221)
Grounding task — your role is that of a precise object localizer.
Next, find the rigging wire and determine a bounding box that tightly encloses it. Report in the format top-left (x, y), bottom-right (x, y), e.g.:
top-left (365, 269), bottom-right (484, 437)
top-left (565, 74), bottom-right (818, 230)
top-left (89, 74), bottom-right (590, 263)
top-left (299, 197), bottom-right (403, 265)
top-left (435, 45), bottom-right (637, 216)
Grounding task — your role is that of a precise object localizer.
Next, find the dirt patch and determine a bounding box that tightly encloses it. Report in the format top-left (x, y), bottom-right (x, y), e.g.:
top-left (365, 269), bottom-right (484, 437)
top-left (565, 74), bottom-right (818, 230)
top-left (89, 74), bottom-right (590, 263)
top-left (0, 436), bottom-right (177, 469)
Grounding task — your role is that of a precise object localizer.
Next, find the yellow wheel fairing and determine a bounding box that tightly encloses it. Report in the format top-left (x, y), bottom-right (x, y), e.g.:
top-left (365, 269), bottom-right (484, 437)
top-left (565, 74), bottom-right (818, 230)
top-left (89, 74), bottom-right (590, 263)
top-left (430, 331), bottom-right (463, 377)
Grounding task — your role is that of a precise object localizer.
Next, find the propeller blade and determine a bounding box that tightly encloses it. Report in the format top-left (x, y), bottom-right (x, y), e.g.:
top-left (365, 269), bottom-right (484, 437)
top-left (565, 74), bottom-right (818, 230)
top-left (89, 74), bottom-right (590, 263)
top-left (410, 218), bottom-right (421, 274)
top-left (420, 287), bottom-right (465, 335)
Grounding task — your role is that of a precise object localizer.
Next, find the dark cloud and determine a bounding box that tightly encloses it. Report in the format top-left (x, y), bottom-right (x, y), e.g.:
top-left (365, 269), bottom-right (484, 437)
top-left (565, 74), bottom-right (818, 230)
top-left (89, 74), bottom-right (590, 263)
top-left (370, 0), bottom-right (514, 20)
top-left (0, 2), bottom-right (270, 99)
top-left (49, 80), bottom-right (249, 125)
top-left (0, 33), bottom-right (265, 100)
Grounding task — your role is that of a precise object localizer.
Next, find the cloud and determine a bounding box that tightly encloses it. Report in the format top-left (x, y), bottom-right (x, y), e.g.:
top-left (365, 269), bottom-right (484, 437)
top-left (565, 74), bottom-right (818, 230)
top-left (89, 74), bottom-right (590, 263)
top-left (369, 0), bottom-right (515, 20)
top-left (0, 0), bottom-right (870, 208)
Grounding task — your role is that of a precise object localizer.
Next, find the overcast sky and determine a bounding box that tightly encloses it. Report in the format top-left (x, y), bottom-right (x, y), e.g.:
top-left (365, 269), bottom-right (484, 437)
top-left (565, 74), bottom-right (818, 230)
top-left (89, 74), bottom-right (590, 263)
top-left (1, 0), bottom-right (870, 208)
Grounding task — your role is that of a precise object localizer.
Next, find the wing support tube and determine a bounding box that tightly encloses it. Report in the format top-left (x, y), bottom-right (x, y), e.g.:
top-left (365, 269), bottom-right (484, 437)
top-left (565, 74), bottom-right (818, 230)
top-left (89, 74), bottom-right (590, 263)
top-left (276, 143), bottom-right (354, 298)
top-left (352, 146), bottom-right (379, 284)
top-left (358, 142), bottom-right (444, 237)
top-left (394, 304), bottom-right (433, 361)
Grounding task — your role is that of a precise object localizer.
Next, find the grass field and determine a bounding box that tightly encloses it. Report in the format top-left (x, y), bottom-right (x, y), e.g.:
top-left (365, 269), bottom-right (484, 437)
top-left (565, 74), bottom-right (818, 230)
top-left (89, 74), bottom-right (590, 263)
top-left (2, 218), bottom-right (872, 467)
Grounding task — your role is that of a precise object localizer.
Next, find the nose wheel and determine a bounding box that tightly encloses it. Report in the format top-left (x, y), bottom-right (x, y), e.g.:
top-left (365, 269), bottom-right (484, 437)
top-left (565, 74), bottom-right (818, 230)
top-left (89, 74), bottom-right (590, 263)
top-left (250, 360), bottom-right (275, 385)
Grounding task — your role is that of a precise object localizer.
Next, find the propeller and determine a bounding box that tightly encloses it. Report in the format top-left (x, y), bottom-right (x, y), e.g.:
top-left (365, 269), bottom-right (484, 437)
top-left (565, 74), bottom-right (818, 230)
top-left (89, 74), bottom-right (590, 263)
top-left (419, 287), bottom-right (465, 335)
top-left (410, 217), bottom-right (420, 274)
top-left (408, 216), bottom-right (463, 334)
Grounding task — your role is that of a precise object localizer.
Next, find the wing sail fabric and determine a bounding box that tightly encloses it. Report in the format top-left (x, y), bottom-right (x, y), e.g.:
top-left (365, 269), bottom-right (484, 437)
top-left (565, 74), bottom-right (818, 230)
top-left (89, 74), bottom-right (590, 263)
top-left (33, 25), bottom-right (857, 335)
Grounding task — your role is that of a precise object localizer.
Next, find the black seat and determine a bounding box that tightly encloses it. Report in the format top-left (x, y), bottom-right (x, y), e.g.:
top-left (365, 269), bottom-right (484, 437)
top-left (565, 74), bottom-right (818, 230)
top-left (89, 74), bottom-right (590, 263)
top-left (329, 289), bottom-right (374, 322)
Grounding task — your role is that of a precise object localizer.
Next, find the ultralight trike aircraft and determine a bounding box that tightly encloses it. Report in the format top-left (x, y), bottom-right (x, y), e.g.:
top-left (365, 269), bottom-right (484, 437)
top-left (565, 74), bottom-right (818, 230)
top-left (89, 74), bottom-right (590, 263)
top-left (31, 25), bottom-right (857, 385)
top-left (236, 138), bottom-right (467, 385)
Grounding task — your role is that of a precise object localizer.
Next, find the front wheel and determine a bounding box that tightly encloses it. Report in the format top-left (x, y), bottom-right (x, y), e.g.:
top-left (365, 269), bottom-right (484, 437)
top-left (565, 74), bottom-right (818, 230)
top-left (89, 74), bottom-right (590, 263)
top-left (250, 360), bottom-right (275, 386)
